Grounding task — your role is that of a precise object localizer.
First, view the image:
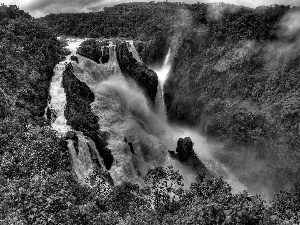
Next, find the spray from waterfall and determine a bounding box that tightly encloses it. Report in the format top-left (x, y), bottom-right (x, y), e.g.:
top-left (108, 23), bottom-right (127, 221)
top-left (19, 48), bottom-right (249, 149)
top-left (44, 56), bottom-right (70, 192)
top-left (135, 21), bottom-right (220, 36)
top-left (60, 39), bottom-right (246, 193)
top-left (153, 48), bottom-right (171, 119)
top-left (92, 69), bottom-right (246, 193)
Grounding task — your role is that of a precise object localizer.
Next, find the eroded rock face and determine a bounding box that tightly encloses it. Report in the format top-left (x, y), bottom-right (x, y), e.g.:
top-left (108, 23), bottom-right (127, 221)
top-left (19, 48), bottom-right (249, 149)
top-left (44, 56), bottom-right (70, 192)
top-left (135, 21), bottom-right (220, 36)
top-left (133, 38), bottom-right (169, 66)
top-left (70, 55), bottom-right (79, 64)
top-left (76, 39), bottom-right (110, 64)
top-left (62, 63), bottom-right (114, 170)
top-left (169, 137), bottom-right (208, 174)
top-left (116, 41), bottom-right (158, 104)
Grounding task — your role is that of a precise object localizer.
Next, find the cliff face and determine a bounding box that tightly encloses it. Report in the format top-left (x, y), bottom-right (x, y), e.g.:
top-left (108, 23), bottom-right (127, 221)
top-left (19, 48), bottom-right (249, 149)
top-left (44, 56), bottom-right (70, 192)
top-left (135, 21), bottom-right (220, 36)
top-left (116, 42), bottom-right (158, 104)
top-left (76, 39), bottom-right (110, 64)
top-left (62, 63), bottom-right (114, 170)
top-left (133, 35), bottom-right (169, 66)
top-left (164, 25), bottom-right (300, 193)
top-left (70, 55), bottom-right (167, 185)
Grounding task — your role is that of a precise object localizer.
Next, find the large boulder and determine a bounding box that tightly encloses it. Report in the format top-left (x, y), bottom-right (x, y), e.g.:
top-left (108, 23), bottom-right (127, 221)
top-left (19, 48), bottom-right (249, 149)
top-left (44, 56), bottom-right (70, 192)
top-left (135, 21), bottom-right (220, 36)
top-left (170, 137), bottom-right (207, 174)
top-left (116, 41), bottom-right (158, 104)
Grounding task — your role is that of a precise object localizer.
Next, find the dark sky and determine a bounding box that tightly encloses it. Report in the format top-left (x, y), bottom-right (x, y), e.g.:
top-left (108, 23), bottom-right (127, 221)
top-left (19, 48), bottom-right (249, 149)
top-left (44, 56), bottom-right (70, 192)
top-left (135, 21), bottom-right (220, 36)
top-left (2, 0), bottom-right (300, 18)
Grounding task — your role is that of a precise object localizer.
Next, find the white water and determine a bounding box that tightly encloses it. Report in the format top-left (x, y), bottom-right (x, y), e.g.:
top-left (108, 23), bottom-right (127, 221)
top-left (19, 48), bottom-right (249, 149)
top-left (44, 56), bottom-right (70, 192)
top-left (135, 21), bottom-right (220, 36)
top-left (127, 40), bottom-right (142, 63)
top-left (154, 48), bottom-right (172, 87)
top-left (65, 39), bottom-right (246, 193)
top-left (47, 38), bottom-right (105, 184)
top-left (153, 48), bottom-right (171, 119)
top-left (151, 47), bottom-right (246, 193)
top-left (47, 38), bottom-right (84, 134)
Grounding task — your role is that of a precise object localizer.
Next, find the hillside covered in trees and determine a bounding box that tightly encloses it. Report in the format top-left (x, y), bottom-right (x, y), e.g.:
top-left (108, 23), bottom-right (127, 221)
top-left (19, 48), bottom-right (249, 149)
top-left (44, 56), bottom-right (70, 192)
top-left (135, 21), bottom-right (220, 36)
top-left (1, 2), bottom-right (300, 224)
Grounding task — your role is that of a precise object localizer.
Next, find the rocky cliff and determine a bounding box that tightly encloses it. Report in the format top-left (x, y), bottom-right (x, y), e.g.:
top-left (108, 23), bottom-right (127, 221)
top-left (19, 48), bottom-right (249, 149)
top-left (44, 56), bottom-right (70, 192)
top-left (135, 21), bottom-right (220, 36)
top-left (62, 63), bottom-right (114, 170)
top-left (76, 39), bottom-right (110, 64)
top-left (169, 137), bottom-right (208, 176)
top-left (133, 35), bottom-right (169, 66)
top-left (116, 41), bottom-right (158, 104)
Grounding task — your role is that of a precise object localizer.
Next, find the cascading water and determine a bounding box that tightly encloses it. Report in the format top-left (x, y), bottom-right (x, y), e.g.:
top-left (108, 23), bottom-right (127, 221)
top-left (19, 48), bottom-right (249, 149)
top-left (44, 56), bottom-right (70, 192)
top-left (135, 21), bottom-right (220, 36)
top-left (153, 48), bottom-right (171, 119)
top-left (69, 39), bottom-right (246, 193)
top-left (46, 37), bottom-right (110, 183)
top-left (46, 38), bottom-right (84, 134)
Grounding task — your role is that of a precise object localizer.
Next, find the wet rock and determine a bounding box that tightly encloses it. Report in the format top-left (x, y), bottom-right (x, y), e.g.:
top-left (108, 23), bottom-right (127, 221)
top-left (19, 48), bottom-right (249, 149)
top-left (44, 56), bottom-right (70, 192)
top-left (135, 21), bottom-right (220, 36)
top-left (116, 41), bottom-right (158, 104)
top-left (76, 39), bottom-right (110, 64)
top-left (128, 142), bottom-right (134, 154)
top-left (71, 55), bottom-right (79, 63)
top-left (63, 65), bottom-right (114, 169)
top-left (169, 137), bottom-right (208, 174)
top-left (176, 137), bottom-right (194, 162)
top-left (66, 131), bottom-right (78, 141)
top-left (91, 131), bottom-right (114, 170)
top-left (133, 35), bottom-right (169, 66)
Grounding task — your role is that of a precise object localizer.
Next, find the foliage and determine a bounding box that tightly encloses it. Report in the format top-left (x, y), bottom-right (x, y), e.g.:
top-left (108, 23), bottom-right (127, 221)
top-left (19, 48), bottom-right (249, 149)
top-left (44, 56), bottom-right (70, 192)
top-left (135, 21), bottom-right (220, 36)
top-left (272, 182), bottom-right (300, 223)
top-left (39, 2), bottom-right (179, 40)
top-left (1, 3), bottom-right (300, 225)
top-left (0, 4), bottom-right (65, 117)
top-left (163, 3), bottom-right (300, 195)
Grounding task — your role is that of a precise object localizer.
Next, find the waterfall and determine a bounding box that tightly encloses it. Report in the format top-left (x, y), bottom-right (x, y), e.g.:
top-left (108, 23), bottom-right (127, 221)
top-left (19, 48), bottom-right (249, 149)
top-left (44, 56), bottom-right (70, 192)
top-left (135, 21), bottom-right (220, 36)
top-left (46, 38), bottom-right (83, 134)
top-left (63, 39), bottom-right (246, 193)
top-left (127, 40), bottom-right (142, 63)
top-left (153, 48), bottom-right (171, 119)
top-left (150, 48), bottom-right (246, 193)
top-left (46, 38), bottom-right (111, 184)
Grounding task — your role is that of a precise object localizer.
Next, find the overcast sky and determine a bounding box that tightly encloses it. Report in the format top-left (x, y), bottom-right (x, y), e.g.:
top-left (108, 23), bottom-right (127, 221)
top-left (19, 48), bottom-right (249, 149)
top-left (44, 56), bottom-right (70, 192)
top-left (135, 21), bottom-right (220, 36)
top-left (2, 0), bottom-right (300, 18)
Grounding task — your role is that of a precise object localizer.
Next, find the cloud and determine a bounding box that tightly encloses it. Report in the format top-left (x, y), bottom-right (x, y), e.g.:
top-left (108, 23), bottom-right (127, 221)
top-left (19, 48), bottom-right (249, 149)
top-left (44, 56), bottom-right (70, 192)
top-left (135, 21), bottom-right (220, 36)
top-left (2, 0), bottom-right (300, 17)
top-left (2, 0), bottom-right (111, 17)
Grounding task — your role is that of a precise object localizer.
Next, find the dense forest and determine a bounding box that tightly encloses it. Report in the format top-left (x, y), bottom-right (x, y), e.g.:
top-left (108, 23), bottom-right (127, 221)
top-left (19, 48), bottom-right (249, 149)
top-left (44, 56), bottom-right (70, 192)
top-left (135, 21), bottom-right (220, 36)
top-left (1, 2), bottom-right (300, 224)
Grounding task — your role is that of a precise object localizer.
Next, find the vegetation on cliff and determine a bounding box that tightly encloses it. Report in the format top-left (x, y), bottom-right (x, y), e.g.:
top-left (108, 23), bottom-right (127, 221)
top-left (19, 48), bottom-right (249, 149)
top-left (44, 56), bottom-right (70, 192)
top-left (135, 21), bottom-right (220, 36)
top-left (164, 3), bottom-right (300, 195)
top-left (116, 41), bottom-right (158, 104)
top-left (76, 39), bottom-right (110, 64)
top-left (1, 2), bottom-right (300, 224)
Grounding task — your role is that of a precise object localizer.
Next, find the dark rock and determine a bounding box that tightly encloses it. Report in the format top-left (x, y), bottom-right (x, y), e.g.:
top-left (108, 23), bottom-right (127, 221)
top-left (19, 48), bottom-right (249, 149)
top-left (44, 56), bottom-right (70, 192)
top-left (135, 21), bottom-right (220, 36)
top-left (134, 35), bottom-right (169, 66)
top-left (63, 65), bottom-right (114, 170)
top-left (91, 131), bottom-right (114, 170)
top-left (70, 55), bottom-right (79, 63)
top-left (76, 39), bottom-right (110, 64)
top-left (170, 137), bottom-right (208, 174)
top-left (168, 150), bottom-right (177, 158)
top-left (176, 137), bottom-right (194, 162)
top-left (128, 142), bottom-right (134, 154)
top-left (66, 131), bottom-right (78, 141)
top-left (116, 41), bottom-right (158, 104)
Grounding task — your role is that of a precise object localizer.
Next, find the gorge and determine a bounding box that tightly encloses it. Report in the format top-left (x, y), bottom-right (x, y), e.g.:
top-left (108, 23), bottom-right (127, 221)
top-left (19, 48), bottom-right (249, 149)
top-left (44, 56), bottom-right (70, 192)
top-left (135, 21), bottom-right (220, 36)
top-left (1, 2), bottom-right (300, 224)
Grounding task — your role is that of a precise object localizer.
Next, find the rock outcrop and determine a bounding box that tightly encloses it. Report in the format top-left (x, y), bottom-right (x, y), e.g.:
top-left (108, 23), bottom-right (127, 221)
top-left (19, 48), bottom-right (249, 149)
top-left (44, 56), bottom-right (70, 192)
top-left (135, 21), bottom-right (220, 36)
top-left (116, 41), bottom-right (158, 104)
top-left (133, 35), bottom-right (169, 66)
top-left (169, 137), bottom-right (208, 174)
top-left (62, 63), bottom-right (114, 170)
top-left (76, 39), bottom-right (110, 64)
